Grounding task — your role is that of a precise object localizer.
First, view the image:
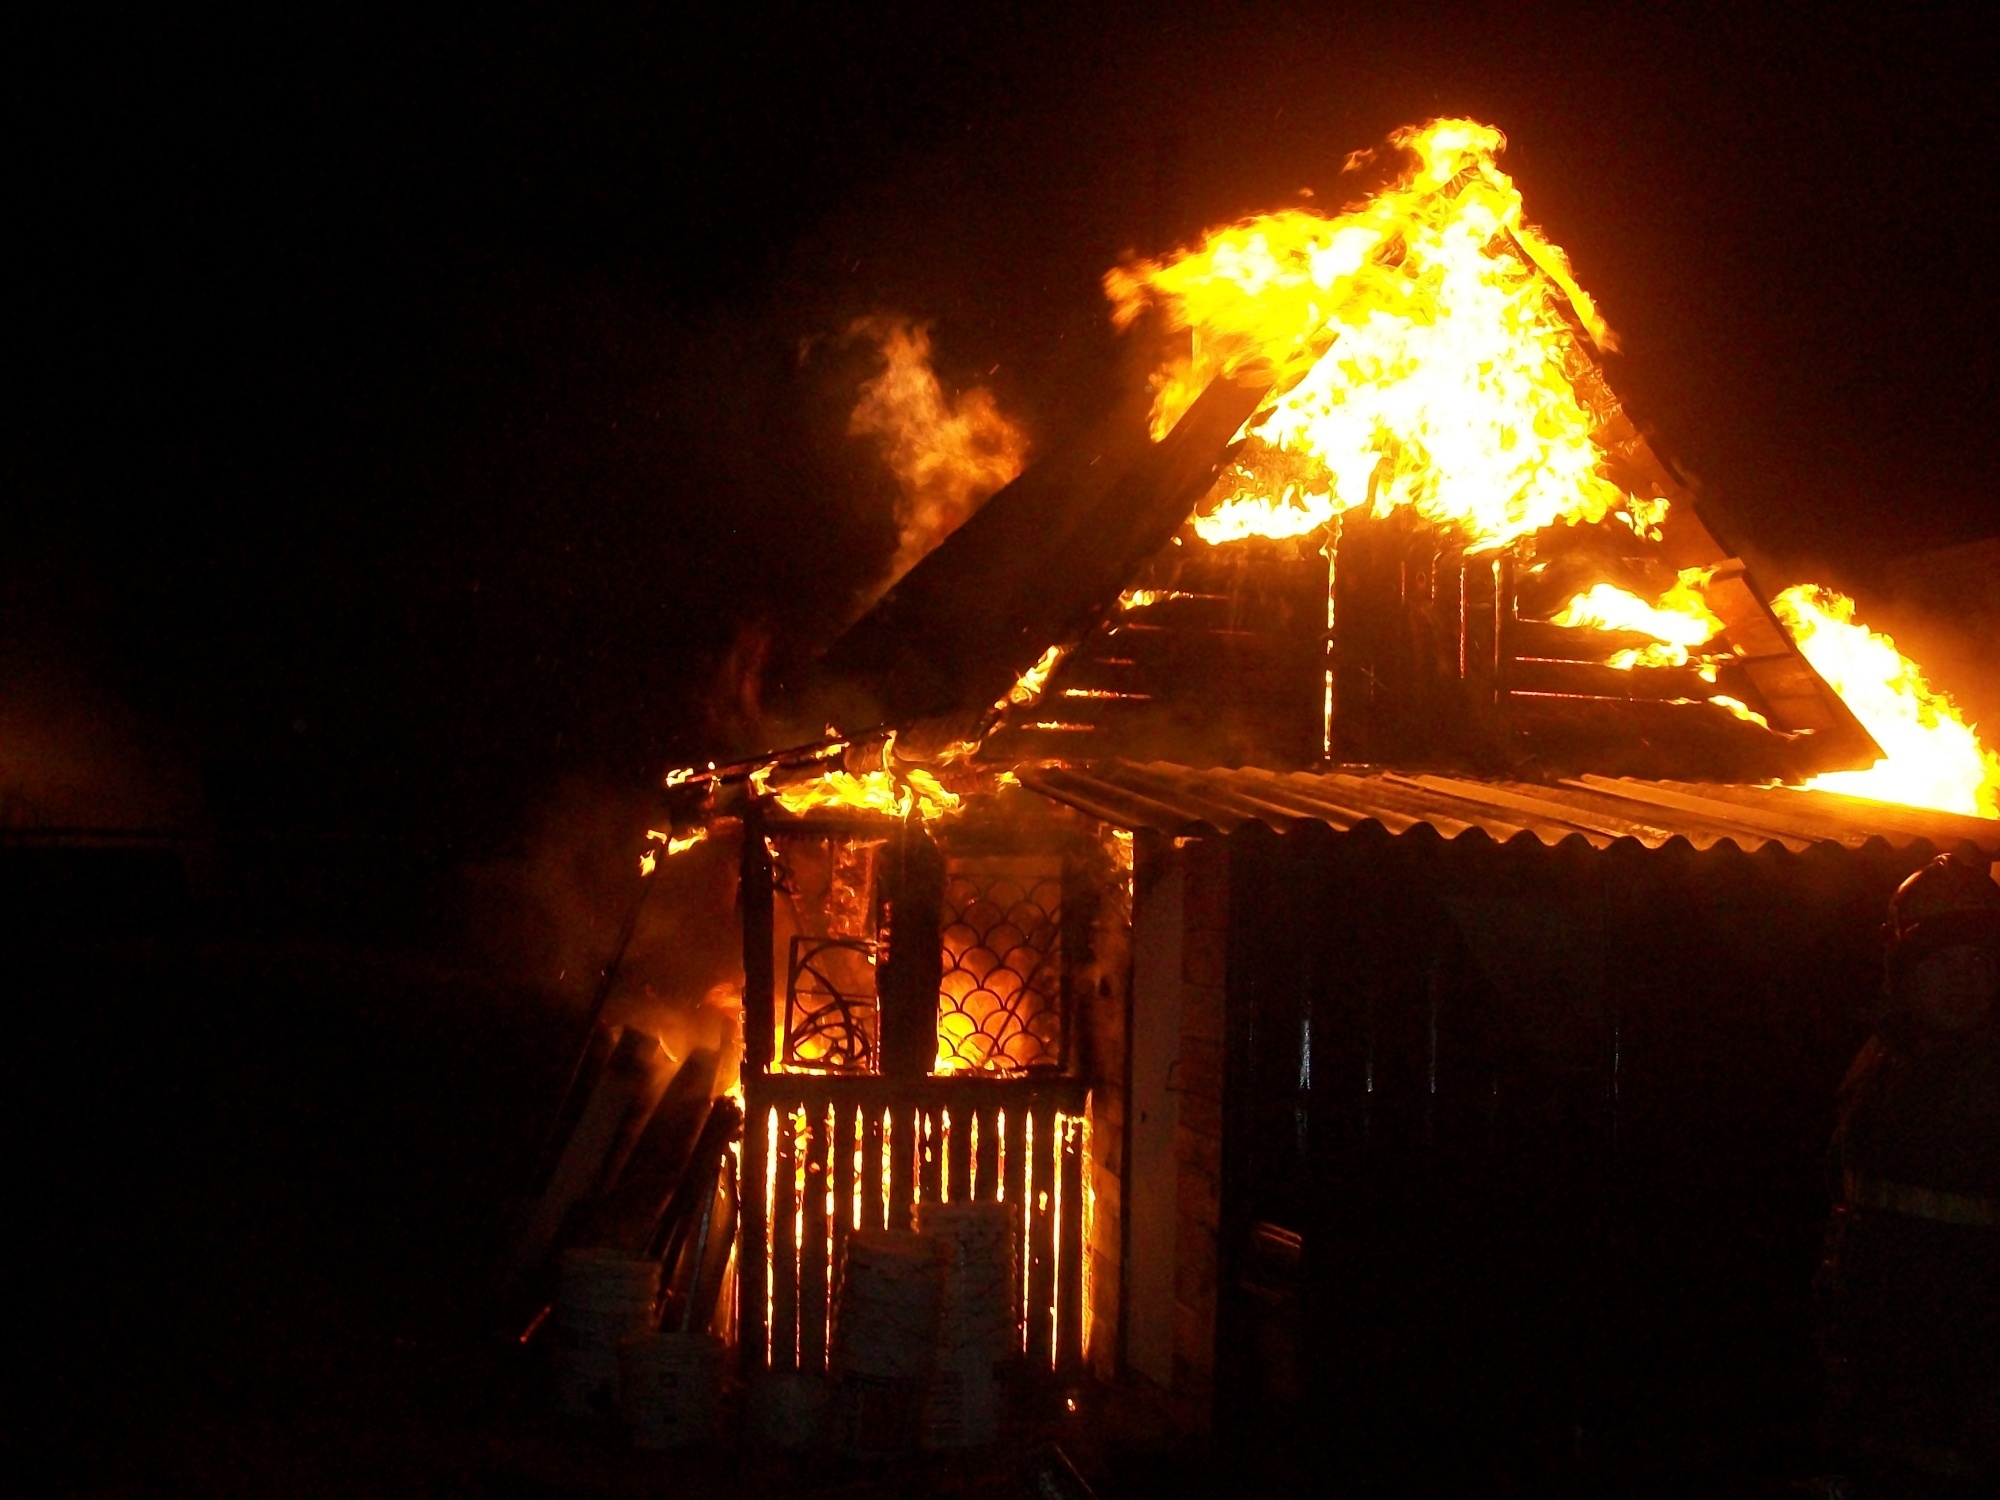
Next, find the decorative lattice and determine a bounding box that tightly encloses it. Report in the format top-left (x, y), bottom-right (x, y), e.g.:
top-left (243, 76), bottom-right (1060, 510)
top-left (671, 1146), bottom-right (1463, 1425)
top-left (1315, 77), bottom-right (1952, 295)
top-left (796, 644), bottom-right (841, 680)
top-left (935, 860), bottom-right (1063, 1074)
top-left (786, 935), bottom-right (878, 1071)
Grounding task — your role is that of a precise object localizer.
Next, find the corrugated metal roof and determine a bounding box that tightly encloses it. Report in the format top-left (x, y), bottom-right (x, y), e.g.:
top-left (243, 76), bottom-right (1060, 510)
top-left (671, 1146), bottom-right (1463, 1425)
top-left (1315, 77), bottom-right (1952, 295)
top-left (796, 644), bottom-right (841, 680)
top-left (1016, 760), bottom-right (2000, 856)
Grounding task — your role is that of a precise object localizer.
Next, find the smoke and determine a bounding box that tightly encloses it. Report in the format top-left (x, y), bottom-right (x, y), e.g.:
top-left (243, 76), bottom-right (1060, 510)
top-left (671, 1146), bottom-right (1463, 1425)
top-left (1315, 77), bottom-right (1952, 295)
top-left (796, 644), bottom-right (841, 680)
top-left (454, 775), bottom-right (746, 1056)
top-left (846, 314), bottom-right (1029, 598)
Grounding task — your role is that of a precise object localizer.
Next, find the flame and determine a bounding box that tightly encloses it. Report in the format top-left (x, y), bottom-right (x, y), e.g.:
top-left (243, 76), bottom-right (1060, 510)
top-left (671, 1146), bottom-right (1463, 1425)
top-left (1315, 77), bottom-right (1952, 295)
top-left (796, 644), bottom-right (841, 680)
top-left (1051, 1111), bottom-right (1064, 1368)
top-left (849, 315), bottom-right (1028, 585)
top-left (999, 644), bottom-right (1066, 712)
top-left (1772, 585), bottom-right (2000, 818)
top-left (1079, 1106), bottom-right (1095, 1363)
top-left (1191, 483), bottom-right (1337, 545)
top-left (881, 1108), bottom-right (893, 1230)
top-left (1549, 569), bottom-right (1722, 669)
top-left (770, 766), bottom-right (960, 823)
top-left (639, 825), bottom-right (708, 875)
top-left (1106, 119), bottom-right (1662, 551)
top-left (1707, 695), bottom-right (1773, 731)
top-left (1117, 587), bottom-right (1197, 611)
top-left (764, 1105), bottom-right (778, 1367)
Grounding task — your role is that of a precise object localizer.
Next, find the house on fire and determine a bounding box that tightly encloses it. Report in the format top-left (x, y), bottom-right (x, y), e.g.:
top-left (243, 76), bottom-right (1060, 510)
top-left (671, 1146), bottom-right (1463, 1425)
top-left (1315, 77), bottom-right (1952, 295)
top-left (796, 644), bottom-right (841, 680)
top-left (652, 122), bottom-right (2000, 1477)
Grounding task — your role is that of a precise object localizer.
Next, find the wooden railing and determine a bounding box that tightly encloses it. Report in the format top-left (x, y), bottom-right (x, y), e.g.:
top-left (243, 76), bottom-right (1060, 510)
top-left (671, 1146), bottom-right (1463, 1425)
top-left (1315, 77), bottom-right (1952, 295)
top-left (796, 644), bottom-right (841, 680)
top-left (739, 1071), bottom-right (1092, 1375)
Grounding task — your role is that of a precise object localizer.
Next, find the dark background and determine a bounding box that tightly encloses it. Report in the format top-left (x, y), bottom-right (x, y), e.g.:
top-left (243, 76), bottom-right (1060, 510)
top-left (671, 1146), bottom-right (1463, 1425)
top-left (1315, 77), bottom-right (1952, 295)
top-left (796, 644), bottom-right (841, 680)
top-left (7, 6), bottom-right (2000, 1492)
top-left (12, 1), bottom-right (2000, 848)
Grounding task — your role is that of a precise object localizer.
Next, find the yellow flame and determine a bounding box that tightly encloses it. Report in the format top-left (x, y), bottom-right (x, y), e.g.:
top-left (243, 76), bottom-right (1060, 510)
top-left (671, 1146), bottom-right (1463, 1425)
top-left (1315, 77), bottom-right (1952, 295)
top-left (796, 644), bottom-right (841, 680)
top-left (1000, 644), bottom-right (1066, 712)
top-left (1106, 119), bottom-right (1653, 551)
top-left (1117, 587), bottom-right (1198, 610)
top-left (1079, 1107), bottom-right (1095, 1365)
top-left (1550, 569), bottom-right (1722, 669)
top-left (849, 315), bottom-right (1028, 585)
top-left (770, 767), bottom-right (960, 823)
top-left (639, 825), bottom-right (709, 875)
top-left (1191, 484), bottom-right (1338, 545)
top-left (1051, 1111), bottom-right (1064, 1369)
top-left (881, 1108), bottom-right (893, 1231)
top-left (1707, 694), bottom-right (1772, 731)
top-left (764, 1105), bottom-right (778, 1368)
top-left (1772, 585), bottom-right (2000, 818)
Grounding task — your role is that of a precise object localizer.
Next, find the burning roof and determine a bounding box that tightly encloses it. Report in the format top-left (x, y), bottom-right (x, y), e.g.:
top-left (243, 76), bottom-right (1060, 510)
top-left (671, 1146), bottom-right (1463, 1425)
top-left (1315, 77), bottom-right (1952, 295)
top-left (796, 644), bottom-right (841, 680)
top-left (670, 118), bottom-right (1997, 832)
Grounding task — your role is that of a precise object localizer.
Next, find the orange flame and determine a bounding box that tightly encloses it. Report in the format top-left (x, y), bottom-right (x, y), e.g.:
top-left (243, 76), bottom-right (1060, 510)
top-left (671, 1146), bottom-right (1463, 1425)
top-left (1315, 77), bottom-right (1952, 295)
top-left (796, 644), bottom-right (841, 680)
top-left (769, 744), bottom-right (961, 824)
top-left (1549, 569), bottom-right (1722, 669)
top-left (1772, 585), bottom-right (1999, 818)
top-left (639, 825), bottom-right (708, 875)
top-left (1706, 694), bottom-right (1773, 731)
top-left (849, 316), bottom-right (1028, 586)
top-left (1107, 119), bottom-right (1660, 551)
top-left (999, 644), bottom-right (1065, 712)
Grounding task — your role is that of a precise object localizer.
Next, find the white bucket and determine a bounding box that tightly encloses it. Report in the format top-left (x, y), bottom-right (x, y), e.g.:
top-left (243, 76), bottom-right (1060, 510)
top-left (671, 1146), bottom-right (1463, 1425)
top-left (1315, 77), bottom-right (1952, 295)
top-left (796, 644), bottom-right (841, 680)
top-left (832, 1230), bottom-right (944, 1380)
top-left (551, 1249), bottom-right (659, 1418)
top-left (917, 1203), bottom-right (1016, 1359)
top-left (619, 1331), bottom-right (722, 1449)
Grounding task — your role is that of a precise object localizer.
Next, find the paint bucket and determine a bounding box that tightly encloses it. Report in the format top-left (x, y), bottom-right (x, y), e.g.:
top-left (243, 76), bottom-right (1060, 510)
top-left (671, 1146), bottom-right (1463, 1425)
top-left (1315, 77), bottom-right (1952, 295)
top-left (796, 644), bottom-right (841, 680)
top-left (831, 1230), bottom-right (944, 1453)
top-left (917, 1202), bottom-right (1014, 1448)
top-left (551, 1248), bottom-right (659, 1418)
top-left (918, 1202), bottom-right (1016, 1357)
top-left (619, 1330), bottom-right (722, 1448)
top-left (831, 1230), bottom-right (944, 1379)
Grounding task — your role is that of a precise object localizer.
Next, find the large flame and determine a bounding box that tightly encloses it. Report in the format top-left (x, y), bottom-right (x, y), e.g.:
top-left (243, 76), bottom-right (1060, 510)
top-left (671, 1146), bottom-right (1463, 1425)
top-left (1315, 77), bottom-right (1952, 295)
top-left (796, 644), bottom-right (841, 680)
top-left (1772, 586), bottom-right (1999, 818)
top-left (849, 316), bottom-right (1028, 586)
top-left (1106, 119), bottom-right (1657, 551)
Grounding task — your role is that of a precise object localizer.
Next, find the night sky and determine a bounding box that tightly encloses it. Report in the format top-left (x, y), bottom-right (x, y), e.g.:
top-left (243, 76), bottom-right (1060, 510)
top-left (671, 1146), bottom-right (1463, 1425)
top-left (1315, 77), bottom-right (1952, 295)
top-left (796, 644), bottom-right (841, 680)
top-left (14, 3), bottom-right (2000, 848)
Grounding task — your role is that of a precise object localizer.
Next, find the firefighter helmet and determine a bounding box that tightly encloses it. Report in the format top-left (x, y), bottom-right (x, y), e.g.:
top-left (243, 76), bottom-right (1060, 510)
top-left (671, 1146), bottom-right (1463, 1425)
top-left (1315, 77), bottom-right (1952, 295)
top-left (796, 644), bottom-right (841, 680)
top-left (1886, 852), bottom-right (2000, 984)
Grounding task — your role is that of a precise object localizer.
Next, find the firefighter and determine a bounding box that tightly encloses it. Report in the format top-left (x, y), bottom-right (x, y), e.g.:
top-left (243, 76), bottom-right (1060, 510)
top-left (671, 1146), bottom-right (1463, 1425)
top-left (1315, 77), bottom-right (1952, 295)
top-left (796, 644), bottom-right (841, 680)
top-left (1819, 851), bottom-right (2000, 1495)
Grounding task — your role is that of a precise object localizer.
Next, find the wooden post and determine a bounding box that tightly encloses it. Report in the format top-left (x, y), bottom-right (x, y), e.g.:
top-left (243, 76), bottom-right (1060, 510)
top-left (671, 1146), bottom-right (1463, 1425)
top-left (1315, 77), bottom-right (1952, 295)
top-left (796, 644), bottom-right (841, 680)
top-left (738, 805), bottom-right (775, 1380)
top-left (876, 819), bottom-right (944, 1079)
top-left (741, 803), bottom-right (776, 1075)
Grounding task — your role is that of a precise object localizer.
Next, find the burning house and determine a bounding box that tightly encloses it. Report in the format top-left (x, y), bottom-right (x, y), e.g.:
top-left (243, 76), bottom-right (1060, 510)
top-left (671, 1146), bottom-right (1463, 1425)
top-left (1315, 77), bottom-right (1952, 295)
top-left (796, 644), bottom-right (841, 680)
top-left (559, 119), bottom-right (2000, 1474)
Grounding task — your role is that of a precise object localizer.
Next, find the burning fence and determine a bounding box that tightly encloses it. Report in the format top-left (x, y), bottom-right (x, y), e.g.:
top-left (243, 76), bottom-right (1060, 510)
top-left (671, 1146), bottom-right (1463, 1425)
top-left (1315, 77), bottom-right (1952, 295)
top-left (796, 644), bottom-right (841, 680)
top-left (523, 115), bottom-right (1998, 1454)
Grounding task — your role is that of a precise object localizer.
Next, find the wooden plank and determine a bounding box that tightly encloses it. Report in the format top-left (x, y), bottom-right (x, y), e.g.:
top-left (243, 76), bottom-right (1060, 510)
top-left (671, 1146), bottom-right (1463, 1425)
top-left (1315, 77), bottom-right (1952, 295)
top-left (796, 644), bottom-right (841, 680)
top-left (1026, 1101), bottom-right (1058, 1369)
top-left (741, 809), bottom-right (777, 1073)
top-left (1507, 655), bottom-right (1711, 701)
top-left (738, 1097), bottom-right (770, 1375)
top-left (771, 1104), bottom-right (799, 1371)
top-left (798, 1104), bottom-right (831, 1372)
top-left (889, 1104), bottom-right (915, 1234)
top-left (1057, 1110), bottom-right (1087, 1369)
top-left (864, 1103), bottom-right (887, 1234)
top-left (973, 1104), bottom-right (1000, 1206)
top-left (944, 1103), bottom-right (971, 1205)
top-left (834, 1101), bottom-right (859, 1261)
top-left (1003, 1102), bottom-right (1029, 1352)
top-left (918, 1107), bottom-right (942, 1212)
